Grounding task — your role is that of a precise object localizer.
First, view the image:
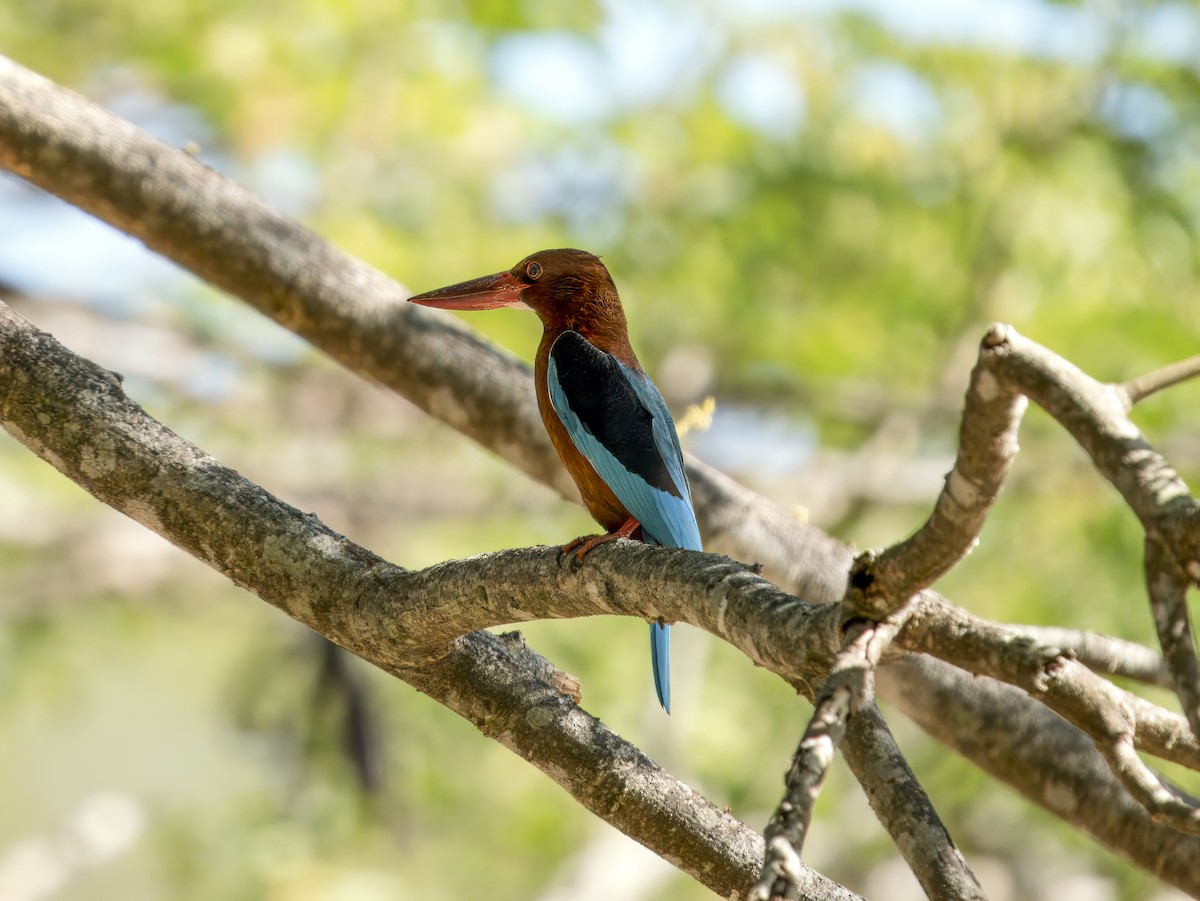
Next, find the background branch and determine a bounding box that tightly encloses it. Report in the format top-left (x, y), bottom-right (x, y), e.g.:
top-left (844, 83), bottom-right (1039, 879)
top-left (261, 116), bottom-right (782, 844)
top-left (881, 657), bottom-right (1200, 894)
top-left (999, 626), bottom-right (1171, 688)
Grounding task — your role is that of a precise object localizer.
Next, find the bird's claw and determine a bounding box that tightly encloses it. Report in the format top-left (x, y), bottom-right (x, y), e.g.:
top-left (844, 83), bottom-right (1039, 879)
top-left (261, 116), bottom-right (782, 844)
top-left (559, 534), bottom-right (600, 563)
top-left (560, 517), bottom-right (642, 564)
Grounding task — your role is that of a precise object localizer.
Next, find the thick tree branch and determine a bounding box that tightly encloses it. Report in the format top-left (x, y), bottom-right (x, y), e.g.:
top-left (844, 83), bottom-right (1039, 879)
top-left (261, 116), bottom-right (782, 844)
top-left (0, 53), bottom-right (855, 602)
top-left (0, 300), bottom-right (866, 900)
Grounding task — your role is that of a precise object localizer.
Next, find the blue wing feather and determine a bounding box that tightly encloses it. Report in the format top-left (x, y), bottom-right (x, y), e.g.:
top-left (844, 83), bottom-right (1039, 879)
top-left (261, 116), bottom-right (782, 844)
top-left (547, 331), bottom-right (699, 714)
top-left (546, 333), bottom-right (702, 552)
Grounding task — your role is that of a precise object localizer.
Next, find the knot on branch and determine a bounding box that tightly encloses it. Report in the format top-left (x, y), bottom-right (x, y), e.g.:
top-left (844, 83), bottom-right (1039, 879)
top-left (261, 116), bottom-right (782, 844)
top-left (497, 630), bottom-right (582, 703)
top-left (843, 549), bottom-right (893, 621)
top-left (982, 321), bottom-right (1013, 352)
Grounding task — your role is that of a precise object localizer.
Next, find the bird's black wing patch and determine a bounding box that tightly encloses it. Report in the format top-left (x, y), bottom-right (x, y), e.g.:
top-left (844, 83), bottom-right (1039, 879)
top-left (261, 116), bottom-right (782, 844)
top-left (548, 331), bottom-right (683, 499)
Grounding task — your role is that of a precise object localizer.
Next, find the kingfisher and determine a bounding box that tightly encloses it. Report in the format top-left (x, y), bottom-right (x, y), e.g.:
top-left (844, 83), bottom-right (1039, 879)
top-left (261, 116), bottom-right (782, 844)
top-left (408, 249), bottom-right (702, 713)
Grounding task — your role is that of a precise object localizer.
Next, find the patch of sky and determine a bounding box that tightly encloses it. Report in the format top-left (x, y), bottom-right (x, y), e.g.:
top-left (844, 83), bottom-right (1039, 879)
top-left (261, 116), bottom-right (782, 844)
top-left (709, 0), bottom-right (1112, 63)
top-left (489, 0), bottom-right (719, 125)
top-left (489, 140), bottom-right (638, 245)
top-left (1097, 81), bottom-right (1176, 143)
top-left (688, 402), bottom-right (817, 477)
top-left (490, 31), bottom-right (611, 125)
top-left (596, 0), bottom-right (721, 108)
top-left (1131, 2), bottom-right (1200, 67)
top-left (850, 62), bottom-right (943, 143)
top-left (245, 148), bottom-right (322, 218)
top-left (0, 177), bottom-right (185, 317)
top-left (94, 70), bottom-right (221, 160)
top-left (716, 54), bottom-right (807, 139)
top-left (0, 71), bottom-right (313, 368)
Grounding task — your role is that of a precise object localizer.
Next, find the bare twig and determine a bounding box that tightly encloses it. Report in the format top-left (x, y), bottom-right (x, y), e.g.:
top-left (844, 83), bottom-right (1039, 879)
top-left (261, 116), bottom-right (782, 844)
top-left (1104, 735), bottom-right (1200, 834)
top-left (751, 612), bottom-right (985, 901)
top-left (1145, 534), bottom-right (1200, 738)
top-left (984, 325), bottom-right (1200, 753)
top-left (752, 623), bottom-right (882, 901)
top-left (987, 325), bottom-right (1200, 577)
top-left (1121, 354), bottom-right (1200, 407)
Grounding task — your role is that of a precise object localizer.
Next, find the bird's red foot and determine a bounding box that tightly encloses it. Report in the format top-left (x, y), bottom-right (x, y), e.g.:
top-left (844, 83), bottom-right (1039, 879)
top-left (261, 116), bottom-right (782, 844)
top-left (561, 516), bottom-right (641, 562)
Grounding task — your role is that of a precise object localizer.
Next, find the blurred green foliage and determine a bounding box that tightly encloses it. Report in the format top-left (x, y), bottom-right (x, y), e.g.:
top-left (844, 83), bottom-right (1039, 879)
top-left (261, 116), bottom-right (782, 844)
top-left (2, 0), bottom-right (1199, 898)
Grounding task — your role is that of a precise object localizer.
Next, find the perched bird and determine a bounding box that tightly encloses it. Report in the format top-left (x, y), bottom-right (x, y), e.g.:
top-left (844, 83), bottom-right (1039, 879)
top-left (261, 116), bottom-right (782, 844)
top-left (408, 249), bottom-right (702, 713)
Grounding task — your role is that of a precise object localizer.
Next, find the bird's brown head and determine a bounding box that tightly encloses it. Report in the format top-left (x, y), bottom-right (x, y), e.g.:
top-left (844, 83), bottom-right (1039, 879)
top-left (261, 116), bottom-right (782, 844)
top-left (408, 248), bottom-right (626, 336)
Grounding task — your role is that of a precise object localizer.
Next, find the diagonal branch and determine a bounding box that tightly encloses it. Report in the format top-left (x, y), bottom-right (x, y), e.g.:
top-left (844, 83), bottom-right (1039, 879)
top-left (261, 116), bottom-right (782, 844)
top-left (1121, 354), bottom-right (1200, 406)
top-left (899, 597), bottom-right (1200, 772)
top-left (838, 707), bottom-right (983, 900)
top-left (999, 625), bottom-right (1171, 687)
top-left (755, 323), bottom-right (1037, 901)
top-left (1145, 534), bottom-right (1200, 739)
top-left (0, 52), bottom-right (856, 601)
top-left (859, 325), bottom-right (1027, 616)
top-left (881, 657), bottom-right (1200, 894)
top-left (0, 299), bottom-right (862, 901)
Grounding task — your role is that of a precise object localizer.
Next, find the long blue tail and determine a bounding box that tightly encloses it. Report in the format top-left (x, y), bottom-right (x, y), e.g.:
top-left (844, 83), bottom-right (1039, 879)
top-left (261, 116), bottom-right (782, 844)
top-left (650, 622), bottom-right (671, 714)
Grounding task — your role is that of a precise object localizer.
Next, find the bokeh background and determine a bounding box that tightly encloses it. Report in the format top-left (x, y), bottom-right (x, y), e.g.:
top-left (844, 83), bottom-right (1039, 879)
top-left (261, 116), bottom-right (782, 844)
top-left (2, 1), bottom-right (1199, 898)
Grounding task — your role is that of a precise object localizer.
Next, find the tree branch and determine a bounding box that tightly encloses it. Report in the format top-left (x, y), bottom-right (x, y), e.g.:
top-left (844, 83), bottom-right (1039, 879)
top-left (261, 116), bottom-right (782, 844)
top-left (753, 614), bottom-right (988, 901)
top-left (988, 325), bottom-right (1200, 576)
top-left (899, 597), bottom-right (1200, 773)
top-left (756, 322), bottom-right (1039, 901)
top-left (881, 657), bottom-right (1200, 894)
top-left (1121, 354), bottom-right (1200, 406)
top-left (838, 707), bottom-right (984, 900)
top-left (860, 324), bottom-right (1026, 615)
top-left (1145, 533), bottom-right (1200, 740)
top-left (0, 299), bottom-right (866, 901)
top-left (0, 53), bottom-right (856, 603)
top-left (984, 325), bottom-right (1200, 741)
top-left (999, 625), bottom-right (1171, 688)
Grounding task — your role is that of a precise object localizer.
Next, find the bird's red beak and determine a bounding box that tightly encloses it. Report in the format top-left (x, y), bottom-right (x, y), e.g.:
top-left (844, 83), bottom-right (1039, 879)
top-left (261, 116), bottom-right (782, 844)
top-left (407, 271), bottom-right (526, 311)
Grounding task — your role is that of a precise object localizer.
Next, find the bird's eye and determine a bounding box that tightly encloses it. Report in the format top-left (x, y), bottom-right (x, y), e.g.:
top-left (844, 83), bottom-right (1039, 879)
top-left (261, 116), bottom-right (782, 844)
top-left (526, 261), bottom-right (543, 281)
